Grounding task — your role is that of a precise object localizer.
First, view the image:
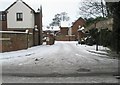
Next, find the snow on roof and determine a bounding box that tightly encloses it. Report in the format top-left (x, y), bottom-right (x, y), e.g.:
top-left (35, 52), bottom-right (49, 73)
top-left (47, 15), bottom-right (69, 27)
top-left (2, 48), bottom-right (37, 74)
top-left (0, 31), bottom-right (27, 34)
top-left (78, 27), bottom-right (85, 31)
top-left (60, 21), bottom-right (71, 27)
top-left (43, 26), bottom-right (60, 31)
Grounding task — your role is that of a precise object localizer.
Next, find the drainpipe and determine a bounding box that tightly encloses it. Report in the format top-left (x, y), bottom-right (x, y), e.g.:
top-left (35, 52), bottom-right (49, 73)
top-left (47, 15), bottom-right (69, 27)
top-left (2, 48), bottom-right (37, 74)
top-left (26, 29), bottom-right (29, 48)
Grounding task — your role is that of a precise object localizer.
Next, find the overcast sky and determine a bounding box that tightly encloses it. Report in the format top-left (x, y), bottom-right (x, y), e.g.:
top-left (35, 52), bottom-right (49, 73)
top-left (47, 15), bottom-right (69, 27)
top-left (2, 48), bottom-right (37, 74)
top-left (0, 0), bottom-right (83, 26)
top-left (0, 0), bottom-right (112, 26)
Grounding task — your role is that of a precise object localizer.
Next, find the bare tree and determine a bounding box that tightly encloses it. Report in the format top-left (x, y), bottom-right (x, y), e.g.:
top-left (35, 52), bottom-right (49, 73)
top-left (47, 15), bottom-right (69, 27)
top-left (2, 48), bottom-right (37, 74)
top-left (79, 0), bottom-right (107, 18)
top-left (49, 12), bottom-right (70, 26)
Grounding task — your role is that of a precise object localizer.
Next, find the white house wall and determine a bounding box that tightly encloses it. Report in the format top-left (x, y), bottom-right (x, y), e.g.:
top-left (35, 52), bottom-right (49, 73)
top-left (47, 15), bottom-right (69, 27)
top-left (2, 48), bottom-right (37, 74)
top-left (7, 1), bottom-right (35, 29)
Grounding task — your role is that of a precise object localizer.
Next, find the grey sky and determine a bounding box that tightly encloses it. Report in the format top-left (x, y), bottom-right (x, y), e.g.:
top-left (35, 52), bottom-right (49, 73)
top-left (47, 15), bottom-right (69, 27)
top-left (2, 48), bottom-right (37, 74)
top-left (0, 0), bottom-right (81, 26)
top-left (1, 0), bottom-right (114, 26)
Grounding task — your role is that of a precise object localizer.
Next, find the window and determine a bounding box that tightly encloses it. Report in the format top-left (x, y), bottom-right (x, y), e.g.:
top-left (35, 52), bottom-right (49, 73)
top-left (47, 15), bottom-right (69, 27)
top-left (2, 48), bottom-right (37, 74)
top-left (16, 13), bottom-right (23, 21)
top-left (0, 14), bottom-right (2, 21)
top-left (0, 14), bottom-right (6, 21)
top-left (2, 14), bottom-right (6, 21)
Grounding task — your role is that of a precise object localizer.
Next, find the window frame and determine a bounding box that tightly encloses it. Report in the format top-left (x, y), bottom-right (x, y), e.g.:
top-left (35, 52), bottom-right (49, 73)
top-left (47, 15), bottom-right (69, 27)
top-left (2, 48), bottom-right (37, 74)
top-left (0, 13), bottom-right (6, 21)
top-left (0, 14), bottom-right (2, 21)
top-left (16, 13), bottom-right (23, 21)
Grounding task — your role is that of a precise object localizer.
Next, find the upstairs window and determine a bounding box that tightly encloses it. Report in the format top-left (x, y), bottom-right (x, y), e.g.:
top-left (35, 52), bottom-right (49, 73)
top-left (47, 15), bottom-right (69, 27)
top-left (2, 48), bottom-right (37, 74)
top-left (16, 13), bottom-right (23, 21)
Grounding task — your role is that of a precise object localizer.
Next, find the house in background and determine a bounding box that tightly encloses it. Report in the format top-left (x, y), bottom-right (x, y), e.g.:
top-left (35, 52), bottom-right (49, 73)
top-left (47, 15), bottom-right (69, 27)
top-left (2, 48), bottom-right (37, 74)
top-left (42, 26), bottom-right (60, 42)
top-left (43, 26), bottom-right (60, 35)
top-left (55, 17), bottom-right (86, 41)
top-left (0, 0), bottom-right (42, 52)
top-left (60, 27), bottom-right (69, 35)
top-left (55, 21), bottom-right (72, 41)
top-left (60, 21), bottom-right (70, 35)
top-left (71, 17), bottom-right (86, 40)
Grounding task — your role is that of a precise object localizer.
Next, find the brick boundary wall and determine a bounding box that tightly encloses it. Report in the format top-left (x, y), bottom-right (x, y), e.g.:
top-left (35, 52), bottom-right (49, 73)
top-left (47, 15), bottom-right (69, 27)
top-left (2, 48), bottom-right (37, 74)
top-left (0, 31), bottom-right (33, 52)
top-left (55, 35), bottom-right (76, 41)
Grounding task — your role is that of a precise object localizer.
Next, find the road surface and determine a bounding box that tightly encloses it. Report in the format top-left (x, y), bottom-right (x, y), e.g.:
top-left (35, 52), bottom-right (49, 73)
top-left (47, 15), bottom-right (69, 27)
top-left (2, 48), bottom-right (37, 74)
top-left (1, 41), bottom-right (119, 83)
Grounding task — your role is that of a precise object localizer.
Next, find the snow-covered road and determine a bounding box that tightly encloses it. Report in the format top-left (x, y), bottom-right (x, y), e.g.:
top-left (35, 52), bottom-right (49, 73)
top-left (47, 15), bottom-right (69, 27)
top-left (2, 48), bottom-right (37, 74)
top-left (1, 41), bottom-right (119, 83)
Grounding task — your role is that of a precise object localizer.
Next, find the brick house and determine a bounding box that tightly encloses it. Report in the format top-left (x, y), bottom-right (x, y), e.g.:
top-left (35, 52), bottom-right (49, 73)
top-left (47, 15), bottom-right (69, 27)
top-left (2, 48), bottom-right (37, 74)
top-left (71, 17), bottom-right (86, 40)
top-left (60, 27), bottom-right (69, 35)
top-left (55, 18), bottom-right (86, 41)
top-left (55, 21), bottom-right (71, 41)
top-left (0, 0), bottom-right (42, 52)
top-left (42, 26), bottom-right (60, 42)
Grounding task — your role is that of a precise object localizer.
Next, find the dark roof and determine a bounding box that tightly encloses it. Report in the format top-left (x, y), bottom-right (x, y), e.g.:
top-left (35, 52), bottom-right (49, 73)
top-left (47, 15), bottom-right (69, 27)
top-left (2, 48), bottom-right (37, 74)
top-left (5, 0), bottom-right (35, 13)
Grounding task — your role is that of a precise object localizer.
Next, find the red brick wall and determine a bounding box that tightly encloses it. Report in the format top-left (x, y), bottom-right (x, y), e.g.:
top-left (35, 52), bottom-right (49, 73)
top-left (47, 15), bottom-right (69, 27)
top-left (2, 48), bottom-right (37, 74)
top-left (0, 21), bottom-right (7, 31)
top-left (72, 18), bottom-right (85, 40)
top-left (55, 35), bottom-right (76, 41)
top-left (60, 27), bottom-right (69, 35)
top-left (1, 32), bottom-right (33, 52)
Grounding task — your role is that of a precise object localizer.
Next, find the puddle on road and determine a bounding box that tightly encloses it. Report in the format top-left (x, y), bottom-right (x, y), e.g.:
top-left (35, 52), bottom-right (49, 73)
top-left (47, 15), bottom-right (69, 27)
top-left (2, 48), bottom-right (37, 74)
top-left (76, 68), bottom-right (91, 72)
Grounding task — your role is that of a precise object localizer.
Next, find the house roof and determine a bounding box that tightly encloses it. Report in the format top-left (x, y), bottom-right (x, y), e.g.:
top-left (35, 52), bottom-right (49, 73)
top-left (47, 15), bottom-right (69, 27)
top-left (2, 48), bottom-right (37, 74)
top-left (60, 21), bottom-right (71, 28)
top-left (5, 0), bottom-right (35, 12)
top-left (77, 27), bottom-right (85, 31)
top-left (43, 26), bottom-right (60, 32)
top-left (72, 17), bottom-right (85, 27)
